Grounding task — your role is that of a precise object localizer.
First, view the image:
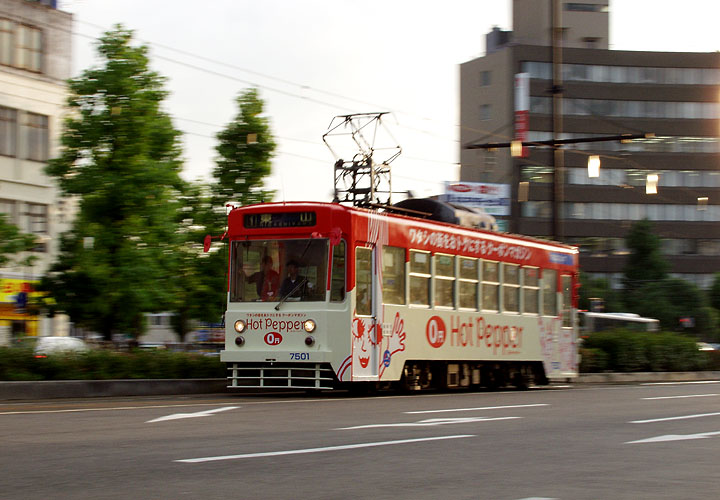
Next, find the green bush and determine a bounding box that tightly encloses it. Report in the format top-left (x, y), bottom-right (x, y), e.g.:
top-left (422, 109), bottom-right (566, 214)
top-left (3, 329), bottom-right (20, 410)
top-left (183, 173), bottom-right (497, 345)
top-left (581, 329), bottom-right (709, 372)
top-left (0, 347), bottom-right (225, 381)
top-left (579, 348), bottom-right (609, 373)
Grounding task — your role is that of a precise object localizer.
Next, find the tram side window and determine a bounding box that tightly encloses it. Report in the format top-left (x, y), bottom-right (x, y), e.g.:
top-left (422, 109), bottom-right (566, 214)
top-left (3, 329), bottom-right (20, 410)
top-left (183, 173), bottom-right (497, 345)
top-left (382, 245), bottom-right (406, 305)
top-left (355, 247), bottom-right (372, 315)
top-left (409, 250), bottom-right (430, 306)
top-left (482, 260), bottom-right (499, 311)
top-left (562, 274), bottom-right (573, 327)
top-left (542, 269), bottom-right (558, 316)
top-left (503, 263), bottom-right (520, 313)
top-left (330, 241), bottom-right (346, 302)
top-left (434, 253), bottom-right (455, 308)
top-left (523, 267), bottom-right (539, 314)
top-left (458, 257), bottom-right (479, 310)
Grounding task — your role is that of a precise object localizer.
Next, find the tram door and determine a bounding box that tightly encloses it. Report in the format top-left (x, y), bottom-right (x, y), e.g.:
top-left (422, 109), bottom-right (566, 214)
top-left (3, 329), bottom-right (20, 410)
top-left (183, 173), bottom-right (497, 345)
top-left (353, 245), bottom-right (380, 381)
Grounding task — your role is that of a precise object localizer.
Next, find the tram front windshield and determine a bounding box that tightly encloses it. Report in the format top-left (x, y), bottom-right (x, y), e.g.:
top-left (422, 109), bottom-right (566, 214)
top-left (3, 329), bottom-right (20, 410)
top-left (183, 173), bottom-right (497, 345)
top-left (230, 239), bottom-right (328, 302)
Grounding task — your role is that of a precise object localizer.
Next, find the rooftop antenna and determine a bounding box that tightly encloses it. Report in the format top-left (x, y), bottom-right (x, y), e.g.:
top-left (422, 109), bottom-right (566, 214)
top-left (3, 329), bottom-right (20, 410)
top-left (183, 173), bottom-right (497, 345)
top-left (322, 112), bottom-right (401, 208)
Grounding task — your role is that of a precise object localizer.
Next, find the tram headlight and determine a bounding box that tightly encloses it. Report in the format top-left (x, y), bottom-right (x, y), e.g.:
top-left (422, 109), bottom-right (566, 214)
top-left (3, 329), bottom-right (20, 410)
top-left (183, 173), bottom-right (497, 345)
top-left (235, 336), bottom-right (245, 347)
top-left (234, 320), bottom-right (246, 333)
top-left (305, 336), bottom-right (315, 347)
top-left (303, 319), bottom-right (316, 333)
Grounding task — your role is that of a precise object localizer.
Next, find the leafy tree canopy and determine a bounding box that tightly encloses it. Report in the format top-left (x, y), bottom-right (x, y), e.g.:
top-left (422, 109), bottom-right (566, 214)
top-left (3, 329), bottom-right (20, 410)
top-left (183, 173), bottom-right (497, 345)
top-left (43, 26), bottom-right (183, 339)
top-left (0, 214), bottom-right (36, 269)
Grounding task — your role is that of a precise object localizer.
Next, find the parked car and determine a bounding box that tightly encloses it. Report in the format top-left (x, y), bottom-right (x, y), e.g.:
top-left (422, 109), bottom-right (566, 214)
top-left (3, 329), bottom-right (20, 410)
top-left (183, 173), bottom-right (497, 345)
top-left (34, 336), bottom-right (89, 357)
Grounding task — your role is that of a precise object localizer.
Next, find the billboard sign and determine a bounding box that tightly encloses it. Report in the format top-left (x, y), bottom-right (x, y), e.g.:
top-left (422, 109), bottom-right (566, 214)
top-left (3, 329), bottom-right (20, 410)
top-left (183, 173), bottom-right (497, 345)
top-left (442, 182), bottom-right (511, 216)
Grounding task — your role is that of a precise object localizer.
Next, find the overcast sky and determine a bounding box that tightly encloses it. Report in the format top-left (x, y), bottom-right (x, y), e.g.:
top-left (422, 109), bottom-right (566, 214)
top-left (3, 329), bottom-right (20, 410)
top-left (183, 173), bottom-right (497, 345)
top-left (57, 0), bottom-right (719, 203)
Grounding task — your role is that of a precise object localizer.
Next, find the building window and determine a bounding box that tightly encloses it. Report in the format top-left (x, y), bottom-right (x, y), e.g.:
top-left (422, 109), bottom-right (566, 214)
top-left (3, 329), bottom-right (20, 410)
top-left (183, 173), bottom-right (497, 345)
top-left (0, 19), bottom-right (42, 72)
top-left (0, 19), bottom-right (12, 66)
top-left (479, 104), bottom-right (491, 121)
top-left (479, 70), bottom-right (491, 87)
top-left (25, 203), bottom-right (48, 234)
top-left (565, 3), bottom-right (609, 12)
top-left (0, 106), bottom-right (17, 157)
top-left (23, 112), bottom-right (48, 162)
top-left (16, 24), bottom-right (42, 72)
top-left (382, 245), bottom-right (406, 305)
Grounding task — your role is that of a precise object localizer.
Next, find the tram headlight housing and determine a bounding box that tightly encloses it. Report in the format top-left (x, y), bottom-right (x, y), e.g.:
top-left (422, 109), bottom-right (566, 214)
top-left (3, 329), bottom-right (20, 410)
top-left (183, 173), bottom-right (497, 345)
top-left (305, 335), bottom-right (315, 347)
top-left (235, 336), bottom-right (245, 347)
top-left (234, 320), bottom-right (246, 334)
top-left (303, 319), bottom-right (316, 333)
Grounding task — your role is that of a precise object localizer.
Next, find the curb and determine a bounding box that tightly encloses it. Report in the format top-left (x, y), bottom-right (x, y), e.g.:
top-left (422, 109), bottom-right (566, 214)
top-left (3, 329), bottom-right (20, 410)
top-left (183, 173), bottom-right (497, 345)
top-left (0, 379), bottom-right (228, 400)
top-left (2, 372), bottom-right (720, 400)
top-left (576, 371), bottom-right (720, 384)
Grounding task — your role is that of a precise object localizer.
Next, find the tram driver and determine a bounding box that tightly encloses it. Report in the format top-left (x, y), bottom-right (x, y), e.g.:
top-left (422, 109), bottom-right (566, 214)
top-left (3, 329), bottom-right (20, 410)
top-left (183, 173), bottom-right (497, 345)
top-left (279, 260), bottom-right (311, 299)
top-left (246, 255), bottom-right (280, 301)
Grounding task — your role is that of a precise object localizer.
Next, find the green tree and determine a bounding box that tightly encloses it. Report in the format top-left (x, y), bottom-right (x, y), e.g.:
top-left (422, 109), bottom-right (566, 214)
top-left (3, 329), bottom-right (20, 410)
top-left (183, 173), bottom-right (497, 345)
top-left (211, 88), bottom-right (276, 231)
top-left (578, 272), bottom-right (622, 312)
top-left (0, 214), bottom-right (36, 268)
top-left (622, 219), bottom-right (669, 311)
top-left (165, 182), bottom-right (227, 341)
top-left (43, 27), bottom-right (183, 340)
top-left (709, 272), bottom-right (720, 311)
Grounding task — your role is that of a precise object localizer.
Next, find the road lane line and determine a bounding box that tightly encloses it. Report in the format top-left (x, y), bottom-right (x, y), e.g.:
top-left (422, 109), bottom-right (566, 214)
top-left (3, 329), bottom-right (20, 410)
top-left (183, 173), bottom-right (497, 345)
top-left (626, 431), bottom-right (720, 444)
top-left (175, 434), bottom-right (476, 463)
top-left (642, 394), bottom-right (719, 400)
top-left (630, 412), bottom-right (720, 424)
top-left (146, 406), bottom-right (239, 423)
top-left (641, 381), bottom-right (720, 386)
top-left (336, 416), bottom-right (521, 430)
top-left (405, 403), bottom-right (549, 414)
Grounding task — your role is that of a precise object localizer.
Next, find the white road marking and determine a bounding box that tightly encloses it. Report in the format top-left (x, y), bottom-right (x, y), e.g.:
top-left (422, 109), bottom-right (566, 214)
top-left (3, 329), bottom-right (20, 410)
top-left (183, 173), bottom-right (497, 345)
top-left (405, 403), bottom-right (549, 414)
top-left (641, 381), bottom-right (720, 386)
top-left (146, 406), bottom-right (239, 423)
top-left (336, 416), bottom-right (521, 430)
top-left (626, 431), bottom-right (720, 444)
top-left (630, 412), bottom-right (720, 424)
top-left (642, 394), bottom-right (719, 400)
top-left (0, 402), bottom-right (236, 416)
top-left (175, 434), bottom-right (476, 463)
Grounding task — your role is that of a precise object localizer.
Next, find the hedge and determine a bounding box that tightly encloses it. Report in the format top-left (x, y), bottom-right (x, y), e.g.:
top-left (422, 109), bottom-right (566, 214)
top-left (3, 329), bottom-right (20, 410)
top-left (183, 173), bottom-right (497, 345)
top-left (580, 329), bottom-right (714, 373)
top-left (0, 347), bottom-right (225, 381)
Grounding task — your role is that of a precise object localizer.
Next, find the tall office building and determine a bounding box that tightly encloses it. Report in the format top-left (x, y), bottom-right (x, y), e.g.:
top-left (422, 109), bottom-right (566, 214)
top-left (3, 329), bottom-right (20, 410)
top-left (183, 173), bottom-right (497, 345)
top-left (460, 0), bottom-right (720, 289)
top-left (0, 0), bottom-right (72, 337)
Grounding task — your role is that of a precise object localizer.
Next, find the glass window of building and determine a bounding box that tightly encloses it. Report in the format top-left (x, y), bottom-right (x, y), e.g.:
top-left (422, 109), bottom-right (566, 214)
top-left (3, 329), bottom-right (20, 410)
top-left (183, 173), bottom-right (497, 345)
top-left (0, 106), bottom-right (17, 157)
top-left (23, 112), bottom-right (48, 162)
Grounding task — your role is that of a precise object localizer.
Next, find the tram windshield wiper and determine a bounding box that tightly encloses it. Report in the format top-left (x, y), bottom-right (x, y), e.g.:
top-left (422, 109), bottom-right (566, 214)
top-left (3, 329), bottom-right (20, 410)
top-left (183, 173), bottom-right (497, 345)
top-left (274, 277), bottom-right (307, 311)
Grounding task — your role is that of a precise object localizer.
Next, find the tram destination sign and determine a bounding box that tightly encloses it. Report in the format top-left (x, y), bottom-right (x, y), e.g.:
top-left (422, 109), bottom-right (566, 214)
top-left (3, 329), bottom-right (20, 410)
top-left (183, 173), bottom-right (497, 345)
top-left (244, 211), bottom-right (316, 229)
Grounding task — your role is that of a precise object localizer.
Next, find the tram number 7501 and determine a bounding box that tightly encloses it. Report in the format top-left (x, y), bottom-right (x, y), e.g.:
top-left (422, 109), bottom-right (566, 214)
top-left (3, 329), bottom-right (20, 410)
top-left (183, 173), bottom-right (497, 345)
top-left (290, 352), bottom-right (310, 361)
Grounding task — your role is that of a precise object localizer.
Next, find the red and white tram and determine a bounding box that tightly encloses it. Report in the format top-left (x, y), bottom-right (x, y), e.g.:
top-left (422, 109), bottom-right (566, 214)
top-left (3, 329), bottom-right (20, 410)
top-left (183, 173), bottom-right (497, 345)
top-left (220, 200), bottom-right (579, 390)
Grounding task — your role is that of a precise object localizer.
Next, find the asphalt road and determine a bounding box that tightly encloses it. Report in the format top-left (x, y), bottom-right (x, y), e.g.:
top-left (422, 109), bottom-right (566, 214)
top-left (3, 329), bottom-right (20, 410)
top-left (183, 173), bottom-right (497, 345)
top-left (1, 382), bottom-right (719, 500)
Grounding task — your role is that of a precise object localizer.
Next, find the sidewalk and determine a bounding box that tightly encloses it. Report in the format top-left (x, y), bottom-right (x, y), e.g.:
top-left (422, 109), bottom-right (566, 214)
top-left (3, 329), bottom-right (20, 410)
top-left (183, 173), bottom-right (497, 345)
top-left (1, 372), bottom-right (719, 400)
